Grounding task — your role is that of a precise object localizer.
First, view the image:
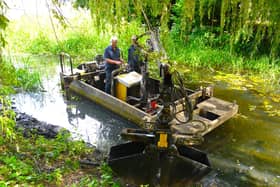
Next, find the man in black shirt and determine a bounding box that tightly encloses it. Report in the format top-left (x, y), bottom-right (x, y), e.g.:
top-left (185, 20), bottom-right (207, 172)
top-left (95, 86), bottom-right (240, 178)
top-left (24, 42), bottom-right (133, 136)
top-left (128, 35), bottom-right (142, 73)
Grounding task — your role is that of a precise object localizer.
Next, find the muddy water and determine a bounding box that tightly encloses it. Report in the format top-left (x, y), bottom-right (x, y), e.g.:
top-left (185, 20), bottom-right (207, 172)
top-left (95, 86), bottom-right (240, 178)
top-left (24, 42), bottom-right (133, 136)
top-left (12, 56), bottom-right (280, 186)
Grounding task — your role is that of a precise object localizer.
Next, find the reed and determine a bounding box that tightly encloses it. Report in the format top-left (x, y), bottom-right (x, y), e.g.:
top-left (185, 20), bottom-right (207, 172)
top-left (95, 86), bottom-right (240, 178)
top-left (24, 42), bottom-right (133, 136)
top-left (0, 57), bottom-right (42, 93)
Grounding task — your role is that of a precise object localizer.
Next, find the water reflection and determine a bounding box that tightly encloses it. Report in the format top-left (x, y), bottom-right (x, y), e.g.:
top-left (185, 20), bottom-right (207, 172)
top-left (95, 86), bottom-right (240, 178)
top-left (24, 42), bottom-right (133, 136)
top-left (63, 94), bottom-right (138, 152)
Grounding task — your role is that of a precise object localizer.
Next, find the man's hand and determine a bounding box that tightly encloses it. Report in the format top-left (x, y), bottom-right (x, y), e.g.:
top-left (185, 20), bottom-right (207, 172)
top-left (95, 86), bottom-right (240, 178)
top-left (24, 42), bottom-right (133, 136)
top-left (115, 60), bottom-right (123, 65)
top-left (116, 59), bottom-right (124, 65)
top-left (105, 58), bottom-right (123, 65)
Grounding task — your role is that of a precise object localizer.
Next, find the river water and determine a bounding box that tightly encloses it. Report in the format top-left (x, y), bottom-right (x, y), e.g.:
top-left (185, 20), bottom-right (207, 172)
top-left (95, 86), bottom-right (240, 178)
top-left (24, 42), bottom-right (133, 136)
top-left (12, 56), bottom-right (280, 186)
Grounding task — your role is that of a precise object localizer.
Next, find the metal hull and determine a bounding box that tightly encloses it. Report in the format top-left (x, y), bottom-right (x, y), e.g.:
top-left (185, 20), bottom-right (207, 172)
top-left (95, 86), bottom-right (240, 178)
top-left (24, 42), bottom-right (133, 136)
top-left (69, 79), bottom-right (153, 128)
top-left (61, 74), bottom-right (238, 137)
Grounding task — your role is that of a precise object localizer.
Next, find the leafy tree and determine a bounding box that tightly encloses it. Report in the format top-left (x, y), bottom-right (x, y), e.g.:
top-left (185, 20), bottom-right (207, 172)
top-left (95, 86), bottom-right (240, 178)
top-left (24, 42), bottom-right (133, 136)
top-left (0, 0), bottom-right (9, 59)
top-left (66, 0), bottom-right (279, 59)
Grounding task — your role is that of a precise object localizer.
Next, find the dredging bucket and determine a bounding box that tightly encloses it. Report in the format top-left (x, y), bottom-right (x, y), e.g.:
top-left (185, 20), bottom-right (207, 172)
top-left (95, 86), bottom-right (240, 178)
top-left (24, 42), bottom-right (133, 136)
top-left (108, 142), bottom-right (211, 186)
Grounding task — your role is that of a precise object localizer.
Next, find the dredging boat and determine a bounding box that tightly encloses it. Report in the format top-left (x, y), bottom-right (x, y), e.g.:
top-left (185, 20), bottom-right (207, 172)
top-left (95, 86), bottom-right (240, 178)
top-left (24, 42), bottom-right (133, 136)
top-left (59, 33), bottom-right (238, 185)
top-left (59, 53), bottom-right (238, 144)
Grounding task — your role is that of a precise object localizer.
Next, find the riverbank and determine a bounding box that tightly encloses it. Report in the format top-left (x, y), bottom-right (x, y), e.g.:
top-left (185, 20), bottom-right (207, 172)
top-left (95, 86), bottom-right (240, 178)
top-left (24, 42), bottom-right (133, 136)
top-left (0, 100), bottom-right (124, 186)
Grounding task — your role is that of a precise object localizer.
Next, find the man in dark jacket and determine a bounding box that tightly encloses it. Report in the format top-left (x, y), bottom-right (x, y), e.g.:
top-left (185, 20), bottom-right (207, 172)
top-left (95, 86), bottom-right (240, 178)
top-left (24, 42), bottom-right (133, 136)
top-left (128, 35), bottom-right (142, 73)
top-left (104, 36), bottom-right (123, 94)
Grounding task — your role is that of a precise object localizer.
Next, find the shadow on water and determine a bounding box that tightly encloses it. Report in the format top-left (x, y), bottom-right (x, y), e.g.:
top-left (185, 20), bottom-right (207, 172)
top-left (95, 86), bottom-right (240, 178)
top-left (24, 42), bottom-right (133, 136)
top-left (64, 93), bottom-right (140, 152)
top-left (12, 56), bottom-right (280, 186)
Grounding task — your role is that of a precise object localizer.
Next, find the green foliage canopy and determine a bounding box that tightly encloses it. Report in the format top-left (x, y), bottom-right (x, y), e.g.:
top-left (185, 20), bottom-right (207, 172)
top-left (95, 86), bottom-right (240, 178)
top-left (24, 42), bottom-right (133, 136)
top-left (0, 0), bottom-right (9, 55)
top-left (69, 0), bottom-right (279, 59)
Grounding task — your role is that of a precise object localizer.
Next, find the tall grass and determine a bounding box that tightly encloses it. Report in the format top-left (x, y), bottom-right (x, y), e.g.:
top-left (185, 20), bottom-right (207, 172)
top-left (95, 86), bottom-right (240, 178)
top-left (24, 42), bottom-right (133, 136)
top-left (6, 12), bottom-right (145, 62)
top-left (162, 28), bottom-right (280, 77)
top-left (0, 57), bottom-right (42, 94)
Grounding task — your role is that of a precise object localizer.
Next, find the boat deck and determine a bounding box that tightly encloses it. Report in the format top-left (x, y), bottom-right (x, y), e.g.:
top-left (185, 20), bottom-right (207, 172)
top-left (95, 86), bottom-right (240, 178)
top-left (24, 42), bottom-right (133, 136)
top-left (171, 97), bottom-right (238, 137)
top-left (60, 68), bottom-right (238, 141)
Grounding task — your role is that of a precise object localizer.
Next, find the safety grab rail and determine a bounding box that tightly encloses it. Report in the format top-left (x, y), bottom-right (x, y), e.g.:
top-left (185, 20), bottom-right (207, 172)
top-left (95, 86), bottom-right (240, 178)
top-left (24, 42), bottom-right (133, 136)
top-left (59, 52), bottom-right (73, 75)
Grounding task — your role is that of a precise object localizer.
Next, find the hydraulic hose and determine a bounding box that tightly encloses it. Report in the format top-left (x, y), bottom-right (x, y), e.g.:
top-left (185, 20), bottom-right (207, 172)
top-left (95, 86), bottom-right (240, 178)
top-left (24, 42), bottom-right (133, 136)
top-left (170, 71), bottom-right (208, 145)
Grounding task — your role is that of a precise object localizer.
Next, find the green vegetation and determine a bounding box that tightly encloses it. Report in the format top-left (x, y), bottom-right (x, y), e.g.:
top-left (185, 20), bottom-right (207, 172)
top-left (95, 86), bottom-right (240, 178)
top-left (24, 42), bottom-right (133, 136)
top-left (6, 14), bottom-right (145, 61)
top-left (163, 28), bottom-right (280, 73)
top-left (0, 125), bottom-right (121, 186)
top-left (0, 126), bottom-right (121, 186)
top-left (0, 56), bottom-right (121, 186)
top-left (0, 0), bottom-right (9, 53)
top-left (6, 14), bottom-right (280, 77)
top-left (1, 15), bottom-right (120, 185)
top-left (69, 0), bottom-right (280, 80)
top-left (0, 57), bottom-right (42, 94)
top-left (0, 67), bottom-right (121, 186)
top-left (1, 0), bottom-right (279, 186)
top-left (74, 0), bottom-right (280, 59)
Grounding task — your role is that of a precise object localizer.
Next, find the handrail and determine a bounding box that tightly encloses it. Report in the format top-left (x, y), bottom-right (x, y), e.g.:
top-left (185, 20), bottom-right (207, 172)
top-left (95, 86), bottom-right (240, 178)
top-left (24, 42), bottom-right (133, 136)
top-left (59, 52), bottom-right (73, 75)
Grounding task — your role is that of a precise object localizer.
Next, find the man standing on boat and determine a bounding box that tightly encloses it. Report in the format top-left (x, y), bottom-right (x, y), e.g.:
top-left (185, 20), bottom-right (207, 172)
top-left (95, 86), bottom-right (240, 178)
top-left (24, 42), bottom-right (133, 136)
top-left (128, 35), bottom-right (142, 73)
top-left (104, 36), bottom-right (123, 94)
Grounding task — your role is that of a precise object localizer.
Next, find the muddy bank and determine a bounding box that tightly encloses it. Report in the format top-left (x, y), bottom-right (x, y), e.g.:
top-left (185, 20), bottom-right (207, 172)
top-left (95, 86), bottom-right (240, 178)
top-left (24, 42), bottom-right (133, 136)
top-left (15, 111), bottom-right (63, 138)
top-left (9, 96), bottom-right (62, 138)
top-left (13, 110), bottom-right (134, 186)
top-left (11, 105), bottom-right (106, 165)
